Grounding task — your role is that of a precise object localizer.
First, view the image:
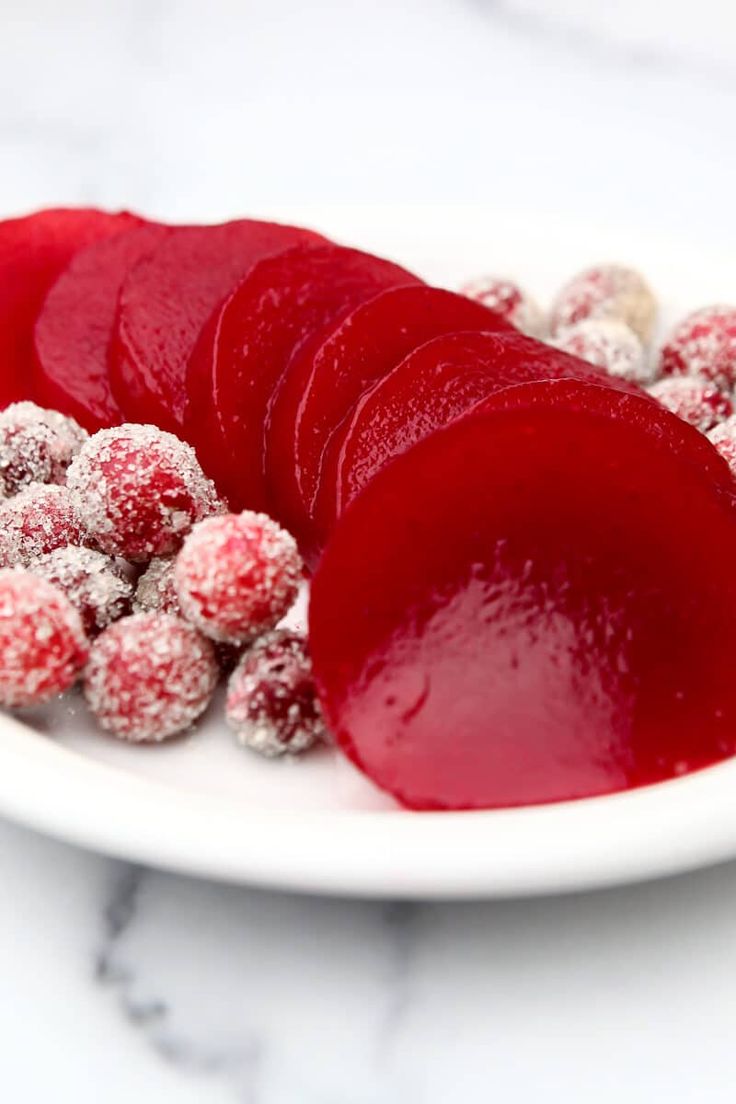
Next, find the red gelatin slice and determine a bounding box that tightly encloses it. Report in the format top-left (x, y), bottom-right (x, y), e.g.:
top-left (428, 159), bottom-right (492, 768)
top-left (204, 244), bottom-right (419, 509)
top-left (0, 208), bottom-right (140, 410)
top-left (310, 382), bottom-right (736, 810)
top-left (111, 220), bottom-right (324, 432)
top-left (32, 223), bottom-right (168, 431)
top-left (326, 330), bottom-right (650, 526)
top-left (288, 286), bottom-right (514, 539)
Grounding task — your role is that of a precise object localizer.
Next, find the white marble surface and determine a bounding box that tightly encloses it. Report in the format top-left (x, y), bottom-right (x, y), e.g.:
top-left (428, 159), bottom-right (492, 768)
top-left (3, 1), bottom-right (736, 1100)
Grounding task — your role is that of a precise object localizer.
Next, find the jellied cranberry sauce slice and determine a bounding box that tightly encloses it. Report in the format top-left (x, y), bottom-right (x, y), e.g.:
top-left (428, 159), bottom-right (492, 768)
top-left (110, 219), bottom-right (324, 432)
top-left (32, 223), bottom-right (168, 431)
top-left (310, 381), bottom-right (736, 810)
top-left (0, 208), bottom-right (141, 409)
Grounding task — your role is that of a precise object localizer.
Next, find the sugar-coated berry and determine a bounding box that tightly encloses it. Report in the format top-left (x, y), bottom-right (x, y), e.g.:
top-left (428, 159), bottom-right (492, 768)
top-left (659, 306), bottom-right (736, 390)
top-left (66, 424), bottom-right (222, 562)
top-left (174, 511), bottom-right (302, 644)
top-left (459, 276), bottom-right (545, 337)
top-left (225, 629), bottom-right (327, 757)
top-left (648, 377), bottom-right (733, 433)
top-left (0, 568), bottom-right (89, 707)
top-left (707, 416), bottom-right (736, 478)
top-left (0, 483), bottom-right (88, 567)
top-left (30, 546), bottom-right (133, 636)
top-left (84, 613), bottom-right (218, 743)
top-left (133, 556), bottom-right (180, 615)
top-left (553, 318), bottom-right (653, 385)
top-left (0, 401), bottom-right (87, 497)
top-left (550, 264), bottom-right (657, 343)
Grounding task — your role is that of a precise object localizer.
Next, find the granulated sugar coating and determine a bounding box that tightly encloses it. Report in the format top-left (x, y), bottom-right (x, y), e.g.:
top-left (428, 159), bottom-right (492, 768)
top-left (707, 416), bottom-right (736, 478)
top-left (0, 483), bottom-right (88, 567)
top-left (553, 318), bottom-right (653, 384)
top-left (174, 511), bottom-right (302, 644)
top-left (659, 306), bottom-right (736, 391)
top-left (0, 568), bottom-right (89, 707)
top-left (550, 264), bottom-right (657, 344)
top-left (67, 424), bottom-right (222, 562)
top-left (84, 613), bottom-right (218, 742)
top-left (459, 276), bottom-right (545, 337)
top-left (648, 377), bottom-right (734, 434)
top-left (226, 629), bottom-right (327, 757)
top-left (133, 556), bottom-right (180, 615)
top-left (0, 401), bottom-right (87, 497)
top-left (31, 546), bottom-right (133, 636)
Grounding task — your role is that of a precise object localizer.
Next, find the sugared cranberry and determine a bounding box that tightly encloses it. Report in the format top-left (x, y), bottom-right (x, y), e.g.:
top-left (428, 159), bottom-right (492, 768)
top-left (133, 556), bottom-right (180, 615)
top-left (553, 318), bottom-right (653, 384)
top-left (659, 306), bottom-right (736, 390)
top-left (0, 401), bottom-right (87, 497)
top-left (550, 264), bottom-right (657, 343)
top-left (0, 568), bottom-right (88, 707)
top-left (84, 613), bottom-right (218, 742)
top-left (0, 483), bottom-right (88, 567)
top-left (31, 546), bottom-right (133, 636)
top-left (707, 416), bottom-right (736, 477)
top-left (459, 276), bottom-right (545, 337)
top-left (174, 512), bottom-right (302, 644)
top-left (648, 377), bottom-right (733, 433)
top-left (226, 629), bottom-right (327, 757)
top-left (66, 424), bottom-right (222, 562)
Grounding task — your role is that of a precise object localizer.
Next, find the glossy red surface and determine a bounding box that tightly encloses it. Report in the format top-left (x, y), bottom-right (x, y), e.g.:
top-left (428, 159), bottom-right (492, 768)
top-left (110, 220), bottom-right (323, 432)
top-left (204, 244), bottom-right (418, 509)
top-left (32, 223), bottom-right (168, 431)
top-left (291, 286), bottom-right (513, 544)
top-left (310, 384), bottom-right (736, 810)
top-left (324, 330), bottom-right (648, 526)
top-left (0, 208), bottom-right (140, 410)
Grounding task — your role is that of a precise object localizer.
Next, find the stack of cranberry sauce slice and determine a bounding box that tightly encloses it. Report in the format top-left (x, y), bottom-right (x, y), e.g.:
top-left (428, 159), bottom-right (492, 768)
top-left (5, 205), bottom-right (736, 812)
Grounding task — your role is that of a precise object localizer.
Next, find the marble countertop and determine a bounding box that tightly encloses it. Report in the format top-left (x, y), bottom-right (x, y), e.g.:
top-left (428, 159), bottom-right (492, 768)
top-left (3, 1), bottom-right (736, 1100)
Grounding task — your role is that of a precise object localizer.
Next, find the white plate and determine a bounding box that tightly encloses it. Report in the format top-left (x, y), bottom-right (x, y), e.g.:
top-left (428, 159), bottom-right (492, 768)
top-left (2, 203), bottom-right (736, 899)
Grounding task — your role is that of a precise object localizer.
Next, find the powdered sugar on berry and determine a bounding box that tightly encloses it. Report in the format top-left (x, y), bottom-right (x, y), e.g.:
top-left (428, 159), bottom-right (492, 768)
top-left (0, 483), bottom-right (88, 567)
top-left (460, 276), bottom-right (546, 338)
top-left (133, 556), bottom-right (180, 615)
top-left (226, 629), bottom-right (328, 757)
top-left (550, 264), bottom-right (657, 344)
top-left (659, 305), bottom-right (736, 391)
top-left (0, 568), bottom-right (89, 707)
top-left (30, 546), bottom-right (133, 636)
top-left (84, 613), bottom-right (218, 742)
top-left (0, 401), bottom-right (87, 496)
top-left (648, 377), bottom-right (733, 433)
top-left (707, 415), bottom-right (736, 477)
top-left (553, 318), bottom-right (654, 384)
top-left (174, 512), bottom-right (302, 644)
top-left (67, 424), bottom-right (222, 561)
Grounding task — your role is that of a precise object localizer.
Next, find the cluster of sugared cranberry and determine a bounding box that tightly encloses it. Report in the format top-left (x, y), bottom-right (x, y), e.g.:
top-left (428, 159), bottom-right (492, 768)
top-left (465, 268), bottom-right (736, 456)
top-left (0, 402), bottom-right (326, 756)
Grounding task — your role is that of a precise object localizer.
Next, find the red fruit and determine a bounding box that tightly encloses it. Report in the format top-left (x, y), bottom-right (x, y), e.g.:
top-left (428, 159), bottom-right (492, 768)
top-left (659, 305), bottom-right (736, 390)
top-left (319, 331), bottom-right (651, 538)
top-left (32, 223), bottom-right (168, 431)
top-left (31, 546), bottom-right (133, 636)
top-left (310, 381), bottom-right (736, 810)
top-left (0, 484), bottom-right (88, 567)
top-left (550, 264), bottom-right (657, 343)
top-left (174, 512), bottom-right (302, 644)
top-left (110, 220), bottom-right (324, 432)
top-left (0, 208), bottom-right (141, 409)
top-left (274, 285), bottom-right (514, 543)
top-left (133, 557), bottom-right (180, 615)
top-left (67, 425), bottom-right (221, 562)
top-left (0, 401), bottom-right (87, 496)
top-left (707, 417), bottom-right (736, 477)
top-left (193, 243), bottom-right (419, 508)
top-left (0, 568), bottom-right (88, 707)
top-left (648, 377), bottom-right (733, 433)
top-left (553, 319), bottom-right (652, 384)
top-left (84, 613), bottom-right (218, 742)
top-left (226, 629), bottom-right (327, 757)
top-left (460, 276), bottom-right (545, 337)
